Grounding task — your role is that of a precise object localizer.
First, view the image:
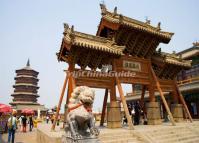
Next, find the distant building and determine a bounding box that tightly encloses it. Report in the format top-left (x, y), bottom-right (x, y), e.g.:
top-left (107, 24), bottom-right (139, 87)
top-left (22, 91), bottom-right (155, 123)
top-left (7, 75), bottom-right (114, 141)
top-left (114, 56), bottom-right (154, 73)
top-left (10, 60), bottom-right (47, 114)
top-left (177, 42), bottom-right (199, 118)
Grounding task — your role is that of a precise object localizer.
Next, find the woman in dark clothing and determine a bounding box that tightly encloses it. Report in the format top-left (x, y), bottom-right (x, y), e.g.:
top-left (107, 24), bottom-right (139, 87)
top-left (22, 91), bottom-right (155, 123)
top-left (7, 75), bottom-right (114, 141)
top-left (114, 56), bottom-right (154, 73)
top-left (22, 115), bottom-right (27, 132)
top-left (29, 116), bottom-right (33, 131)
top-left (134, 101), bottom-right (141, 125)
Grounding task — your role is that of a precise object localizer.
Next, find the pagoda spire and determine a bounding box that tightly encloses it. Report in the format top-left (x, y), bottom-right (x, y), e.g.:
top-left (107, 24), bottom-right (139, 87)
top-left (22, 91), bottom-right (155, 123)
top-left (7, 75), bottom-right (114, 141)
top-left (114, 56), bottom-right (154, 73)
top-left (26, 59), bottom-right (30, 67)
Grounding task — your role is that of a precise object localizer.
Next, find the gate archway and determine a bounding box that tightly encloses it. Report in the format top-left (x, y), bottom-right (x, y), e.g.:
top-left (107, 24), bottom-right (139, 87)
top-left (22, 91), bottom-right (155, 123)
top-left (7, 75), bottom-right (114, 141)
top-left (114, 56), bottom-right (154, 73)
top-left (51, 4), bottom-right (192, 130)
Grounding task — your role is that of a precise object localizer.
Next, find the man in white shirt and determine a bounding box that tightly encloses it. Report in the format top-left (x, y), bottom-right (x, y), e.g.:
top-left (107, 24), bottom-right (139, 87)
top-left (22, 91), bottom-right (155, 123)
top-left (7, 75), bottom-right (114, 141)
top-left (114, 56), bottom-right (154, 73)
top-left (7, 110), bottom-right (17, 143)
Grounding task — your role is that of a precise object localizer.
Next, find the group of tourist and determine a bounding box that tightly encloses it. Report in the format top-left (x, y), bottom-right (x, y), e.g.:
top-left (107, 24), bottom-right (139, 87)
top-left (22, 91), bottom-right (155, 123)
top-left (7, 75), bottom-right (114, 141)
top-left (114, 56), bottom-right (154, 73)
top-left (6, 111), bottom-right (38, 143)
top-left (17, 114), bottom-right (35, 132)
top-left (46, 114), bottom-right (61, 126)
top-left (123, 101), bottom-right (147, 125)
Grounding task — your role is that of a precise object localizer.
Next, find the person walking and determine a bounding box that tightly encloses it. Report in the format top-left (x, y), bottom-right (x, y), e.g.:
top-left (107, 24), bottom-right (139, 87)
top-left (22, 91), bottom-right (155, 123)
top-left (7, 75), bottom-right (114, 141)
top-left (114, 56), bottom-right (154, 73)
top-left (22, 115), bottom-right (27, 132)
top-left (29, 116), bottom-right (33, 131)
top-left (134, 101), bottom-right (141, 125)
top-left (51, 114), bottom-right (55, 124)
top-left (18, 115), bottom-right (23, 132)
top-left (57, 115), bottom-right (60, 126)
top-left (7, 110), bottom-right (17, 143)
top-left (131, 106), bottom-right (135, 124)
top-left (46, 115), bottom-right (49, 124)
top-left (122, 115), bottom-right (127, 125)
top-left (33, 117), bottom-right (38, 128)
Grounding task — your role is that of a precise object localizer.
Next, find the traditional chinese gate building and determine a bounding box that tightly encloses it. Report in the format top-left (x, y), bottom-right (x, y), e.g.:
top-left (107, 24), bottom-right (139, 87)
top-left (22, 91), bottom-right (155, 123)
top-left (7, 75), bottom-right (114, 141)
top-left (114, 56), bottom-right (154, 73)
top-left (52, 4), bottom-right (192, 130)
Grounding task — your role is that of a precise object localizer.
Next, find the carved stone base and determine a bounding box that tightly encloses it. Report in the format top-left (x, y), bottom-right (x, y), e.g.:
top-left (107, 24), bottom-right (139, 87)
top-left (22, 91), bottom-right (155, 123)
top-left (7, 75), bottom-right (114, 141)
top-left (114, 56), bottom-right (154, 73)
top-left (171, 104), bottom-right (184, 122)
top-left (146, 102), bottom-right (162, 125)
top-left (107, 101), bottom-right (122, 128)
top-left (62, 134), bottom-right (100, 143)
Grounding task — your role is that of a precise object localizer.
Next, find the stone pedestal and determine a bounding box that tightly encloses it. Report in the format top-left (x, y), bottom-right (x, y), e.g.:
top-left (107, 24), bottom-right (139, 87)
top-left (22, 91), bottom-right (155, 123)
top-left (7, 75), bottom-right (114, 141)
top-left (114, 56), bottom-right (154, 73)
top-left (171, 104), bottom-right (184, 122)
top-left (146, 102), bottom-right (162, 125)
top-left (62, 135), bottom-right (100, 143)
top-left (107, 101), bottom-right (122, 128)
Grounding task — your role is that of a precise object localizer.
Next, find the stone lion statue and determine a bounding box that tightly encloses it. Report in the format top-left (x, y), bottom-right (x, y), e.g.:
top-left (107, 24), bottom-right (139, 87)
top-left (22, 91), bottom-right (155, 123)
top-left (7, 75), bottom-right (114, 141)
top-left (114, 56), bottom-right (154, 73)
top-left (62, 86), bottom-right (99, 143)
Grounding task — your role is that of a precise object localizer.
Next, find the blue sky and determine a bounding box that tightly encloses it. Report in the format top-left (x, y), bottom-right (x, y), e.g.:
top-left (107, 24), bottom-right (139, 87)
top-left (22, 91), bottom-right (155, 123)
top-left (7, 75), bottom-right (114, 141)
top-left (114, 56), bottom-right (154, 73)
top-left (0, 0), bottom-right (198, 112)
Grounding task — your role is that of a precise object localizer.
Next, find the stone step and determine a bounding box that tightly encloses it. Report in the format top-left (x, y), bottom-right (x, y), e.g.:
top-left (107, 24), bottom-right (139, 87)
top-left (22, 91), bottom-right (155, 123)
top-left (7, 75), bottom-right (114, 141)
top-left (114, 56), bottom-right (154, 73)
top-left (146, 127), bottom-right (188, 136)
top-left (177, 135), bottom-right (199, 142)
top-left (99, 134), bottom-right (137, 140)
top-left (100, 140), bottom-right (142, 143)
top-left (182, 139), bottom-right (199, 143)
top-left (99, 131), bottom-right (132, 135)
top-left (99, 136), bottom-right (133, 140)
top-left (98, 122), bottom-right (199, 143)
top-left (99, 131), bottom-right (145, 143)
top-left (158, 137), bottom-right (199, 143)
top-left (189, 126), bottom-right (199, 133)
top-left (139, 124), bottom-right (199, 143)
top-left (100, 132), bottom-right (134, 138)
top-left (100, 138), bottom-right (141, 143)
top-left (99, 133), bottom-right (133, 138)
top-left (177, 134), bottom-right (198, 141)
top-left (147, 130), bottom-right (191, 138)
top-left (99, 130), bottom-right (132, 134)
top-left (150, 133), bottom-right (199, 143)
top-left (152, 131), bottom-right (194, 139)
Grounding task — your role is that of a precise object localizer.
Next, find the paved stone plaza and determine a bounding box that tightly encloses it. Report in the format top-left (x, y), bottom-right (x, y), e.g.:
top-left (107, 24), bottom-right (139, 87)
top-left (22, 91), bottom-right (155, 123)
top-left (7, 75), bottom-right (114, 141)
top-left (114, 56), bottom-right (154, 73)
top-left (0, 128), bottom-right (37, 143)
top-left (1, 121), bottom-right (199, 143)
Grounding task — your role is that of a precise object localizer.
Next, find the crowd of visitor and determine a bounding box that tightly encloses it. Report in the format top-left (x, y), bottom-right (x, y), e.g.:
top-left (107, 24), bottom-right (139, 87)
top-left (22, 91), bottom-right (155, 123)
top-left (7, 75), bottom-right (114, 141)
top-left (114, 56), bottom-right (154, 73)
top-left (3, 102), bottom-right (149, 143)
top-left (6, 111), bottom-right (39, 143)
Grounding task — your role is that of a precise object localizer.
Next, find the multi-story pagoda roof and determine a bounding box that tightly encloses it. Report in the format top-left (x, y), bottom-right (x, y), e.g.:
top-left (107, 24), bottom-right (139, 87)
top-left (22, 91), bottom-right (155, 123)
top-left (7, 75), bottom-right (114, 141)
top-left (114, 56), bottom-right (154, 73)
top-left (16, 59), bottom-right (39, 75)
top-left (57, 24), bottom-right (125, 69)
top-left (11, 92), bottom-right (39, 97)
top-left (15, 75), bottom-right (39, 80)
top-left (13, 83), bottom-right (39, 88)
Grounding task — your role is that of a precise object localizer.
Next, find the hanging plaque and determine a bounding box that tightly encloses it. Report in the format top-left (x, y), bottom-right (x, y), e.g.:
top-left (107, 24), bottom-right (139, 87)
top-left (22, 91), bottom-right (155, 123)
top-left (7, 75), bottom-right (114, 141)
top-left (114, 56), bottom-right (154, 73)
top-left (123, 60), bottom-right (141, 71)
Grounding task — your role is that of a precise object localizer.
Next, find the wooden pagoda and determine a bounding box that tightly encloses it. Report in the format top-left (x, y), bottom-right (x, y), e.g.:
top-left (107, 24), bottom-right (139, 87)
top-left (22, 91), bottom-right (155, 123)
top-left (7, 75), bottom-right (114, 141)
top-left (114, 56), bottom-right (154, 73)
top-left (10, 60), bottom-right (46, 113)
top-left (52, 4), bottom-right (193, 130)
